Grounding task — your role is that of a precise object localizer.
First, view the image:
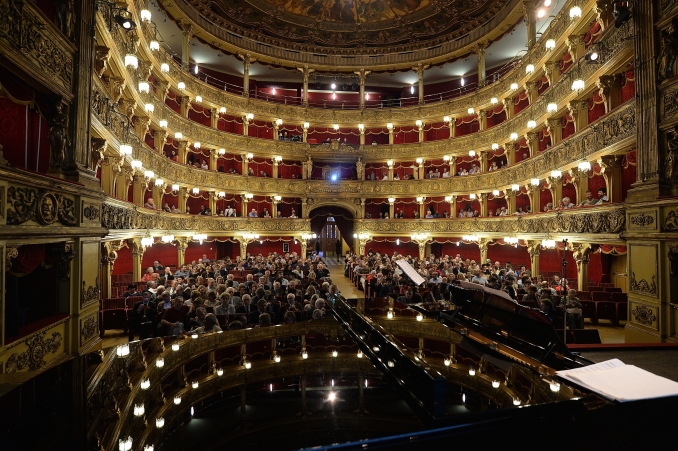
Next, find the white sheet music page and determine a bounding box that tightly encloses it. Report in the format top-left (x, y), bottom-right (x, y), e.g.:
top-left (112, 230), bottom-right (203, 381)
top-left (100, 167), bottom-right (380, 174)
top-left (556, 359), bottom-right (678, 402)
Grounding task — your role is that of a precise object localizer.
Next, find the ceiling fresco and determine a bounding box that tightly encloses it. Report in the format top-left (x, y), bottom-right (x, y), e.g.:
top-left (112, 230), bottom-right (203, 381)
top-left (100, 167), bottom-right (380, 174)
top-left (206, 0), bottom-right (512, 49)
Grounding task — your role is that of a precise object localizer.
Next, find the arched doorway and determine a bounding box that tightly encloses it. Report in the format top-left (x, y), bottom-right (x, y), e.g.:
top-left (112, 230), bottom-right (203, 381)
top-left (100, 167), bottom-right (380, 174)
top-left (309, 205), bottom-right (355, 258)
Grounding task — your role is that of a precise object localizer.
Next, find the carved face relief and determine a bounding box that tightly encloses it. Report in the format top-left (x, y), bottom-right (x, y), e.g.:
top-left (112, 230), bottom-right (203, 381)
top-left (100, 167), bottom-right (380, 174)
top-left (37, 193), bottom-right (58, 225)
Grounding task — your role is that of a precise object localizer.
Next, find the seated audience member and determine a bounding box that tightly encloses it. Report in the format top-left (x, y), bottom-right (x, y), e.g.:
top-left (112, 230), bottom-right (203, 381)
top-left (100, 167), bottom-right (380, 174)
top-left (132, 293), bottom-right (157, 339)
top-left (192, 313), bottom-right (222, 334)
top-left (539, 298), bottom-right (557, 322)
top-left (544, 202), bottom-right (554, 212)
top-left (248, 208), bottom-right (258, 217)
top-left (144, 198), bottom-right (156, 209)
top-left (560, 289), bottom-right (584, 329)
top-left (579, 190), bottom-right (598, 206)
top-left (161, 297), bottom-right (192, 336)
top-left (558, 197), bottom-right (575, 210)
top-left (141, 267), bottom-right (155, 282)
top-left (595, 187), bottom-right (608, 204)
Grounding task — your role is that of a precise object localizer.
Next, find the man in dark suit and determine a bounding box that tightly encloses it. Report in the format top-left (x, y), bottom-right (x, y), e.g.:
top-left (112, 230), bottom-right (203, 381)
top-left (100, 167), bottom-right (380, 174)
top-left (236, 294), bottom-right (252, 314)
top-left (248, 299), bottom-right (274, 324)
top-left (132, 292), bottom-right (157, 339)
top-left (397, 288), bottom-right (423, 304)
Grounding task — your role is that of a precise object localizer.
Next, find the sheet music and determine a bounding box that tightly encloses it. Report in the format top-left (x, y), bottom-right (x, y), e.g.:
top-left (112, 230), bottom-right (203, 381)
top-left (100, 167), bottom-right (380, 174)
top-left (395, 260), bottom-right (426, 286)
top-left (556, 359), bottom-right (678, 402)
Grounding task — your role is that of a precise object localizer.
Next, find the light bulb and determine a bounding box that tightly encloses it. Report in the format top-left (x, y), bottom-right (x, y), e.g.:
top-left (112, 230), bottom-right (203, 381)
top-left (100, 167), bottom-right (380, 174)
top-left (537, 9), bottom-right (546, 18)
top-left (467, 107), bottom-right (474, 115)
top-left (161, 63), bottom-right (169, 73)
top-left (416, 313), bottom-right (424, 322)
top-left (527, 120), bottom-right (537, 129)
top-left (138, 82), bottom-right (150, 93)
top-left (124, 54), bottom-right (138, 68)
top-left (550, 381), bottom-right (561, 392)
top-left (550, 170), bottom-right (562, 178)
top-left (492, 143), bottom-right (499, 150)
top-left (469, 368), bottom-right (476, 376)
top-left (244, 361), bottom-right (251, 369)
top-left (510, 132), bottom-right (518, 141)
top-left (357, 350), bottom-right (363, 358)
top-left (195, 95), bottom-right (202, 103)
top-left (513, 398), bottom-right (522, 406)
top-left (220, 106), bottom-right (226, 113)
top-left (302, 350), bottom-right (308, 359)
top-left (192, 381), bottom-right (199, 389)
top-left (332, 350), bottom-right (338, 357)
top-left (144, 103), bottom-right (154, 113)
top-left (572, 79), bottom-right (585, 91)
top-left (469, 150), bottom-right (476, 157)
top-left (131, 160), bottom-right (142, 169)
top-left (140, 9), bottom-right (152, 22)
top-left (150, 40), bottom-right (160, 51)
top-left (443, 115), bottom-right (450, 122)
top-left (156, 358), bottom-right (164, 368)
top-left (141, 378), bottom-right (150, 390)
top-left (217, 368), bottom-right (224, 376)
top-left (444, 358), bottom-right (451, 366)
top-left (492, 189), bottom-right (500, 196)
top-left (547, 103), bottom-right (558, 113)
top-left (490, 97), bottom-right (498, 104)
top-left (569, 6), bottom-right (582, 18)
top-left (177, 81), bottom-right (186, 90)
top-left (119, 144), bottom-right (132, 155)
top-left (545, 39), bottom-right (556, 50)
top-left (174, 396), bottom-right (181, 405)
top-left (174, 132), bottom-right (182, 139)
top-left (172, 343), bottom-right (180, 351)
top-left (531, 178), bottom-right (540, 186)
top-left (512, 184), bottom-right (520, 191)
top-left (159, 119), bottom-right (168, 128)
top-left (526, 64), bottom-right (535, 74)
top-left (510, 83), bottom-right (518, 90)
top-left (492, 380), bottom-right (501, 388)
top-left (156, 417), bottom-right (165, 428)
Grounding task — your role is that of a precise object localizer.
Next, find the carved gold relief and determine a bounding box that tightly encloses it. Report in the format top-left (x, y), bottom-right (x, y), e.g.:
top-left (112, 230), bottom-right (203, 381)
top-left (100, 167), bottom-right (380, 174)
top-left (6, 186), bottom-right (77, 226)
top-left (5, 330), bottom-right (63, 373)
top-left (630, 273), bottom-right (657, 295)
top-left (630, 213), bottom-right (655, 227)
top-left (81, 315), bottom-right (99, 345)
top-left (631, 304), bottom-right (657, 326)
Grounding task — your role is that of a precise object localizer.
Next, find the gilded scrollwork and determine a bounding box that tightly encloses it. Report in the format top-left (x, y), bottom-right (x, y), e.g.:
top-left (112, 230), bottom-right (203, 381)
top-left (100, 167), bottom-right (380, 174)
top-left (630, 273), bottom-right (658, 295)
top-left (6, 186), bottom-right (78, 227)
top-left (5, 330), bottom-right (63, 373)
top-left (82, 277), bottom-right (101, 305)
top-left (630, 213), bottom-right (655, 227)
top-left (81, 315), bottom-right (99, 344)
top-left (630, 304), bottom-right (657, 326)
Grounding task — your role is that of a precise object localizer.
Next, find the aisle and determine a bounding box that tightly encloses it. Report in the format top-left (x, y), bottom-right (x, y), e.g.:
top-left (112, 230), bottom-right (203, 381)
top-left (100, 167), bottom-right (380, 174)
top-left (325, 260), bottom-right (362, 300)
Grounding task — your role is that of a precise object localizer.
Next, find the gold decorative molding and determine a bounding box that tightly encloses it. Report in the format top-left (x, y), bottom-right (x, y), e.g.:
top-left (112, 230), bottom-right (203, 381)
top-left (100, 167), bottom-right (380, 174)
top-left (630, 303), bottom-right (658, 327)
top-left (6, 186), bottom-right (77, 227)
top-left (81, 314), bottom-right (99, 346)
top-left (630, 273), bottom-right (658, 295)
top-left (629, 212), bottom-right (655, 228)
top-left (5, 330), bottom-right (64, 373)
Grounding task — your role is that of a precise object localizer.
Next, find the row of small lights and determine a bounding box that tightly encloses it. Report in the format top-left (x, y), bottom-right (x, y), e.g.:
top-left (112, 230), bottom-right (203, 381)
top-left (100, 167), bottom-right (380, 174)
top-left (122, 6), bottom-right (587, 158)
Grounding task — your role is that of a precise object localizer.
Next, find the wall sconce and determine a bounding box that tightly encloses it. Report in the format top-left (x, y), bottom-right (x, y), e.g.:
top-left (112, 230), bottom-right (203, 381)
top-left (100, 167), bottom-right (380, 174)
top-left (276, 118), bottom-right (283, 126)
top-left (143, 170), bottom-right (154, 180)
top-left (411, 233), bottom-right (427, 241)
top-left (273, 195), bottom-right (282, 201)
top-left (531, 178), bottom-right (540, 186)
top-left (545, 39), bottom-right (556, 50)
top-left (246, 113), bottom-right (254, 120)
top-left (443, 115), bottom-right (450, 123)
top-left (116, 344), bottom-right (130, 358)
top-left (303, 122), bottom-right (310, 129)
top-left (274, 155), bottom-right (283, 163)
top-left (195, 95), bottom-right (202, 103)
top-left (510, 83), bottom-right (518, 90)
top-left (550, 170), bottom-right (562, 179)
top-left (156, 358), bottom-right (164, 368)
top-left (547, 102), bottom-right (558, 113)
top-left (416, 196), bottom-right (424, 203)
top-left (138, 82), bottom-right (150, 93)
top-left (217, 368), bottom-right (224, 375)
top-left (468, 150), bottom-right (476, 157)
top-left (140, 9), bottom-right (152, 22)
top-left (333, 124), bottom-right (339, 130)
top-left (491, 143), bottom-right (499, 150)
top-left (245, 193), bottom-right (254, 199)
top-left (134, 403), bottom-right (145, 417)
top-left (171, 184), bottom-right (179, 193)
top-left (504, 237), bottom-right (519, 245)
top-left (443, 155), bottom-right (450, 161)
top-left (218, 191), bottom-right (225, 198)
top-left (192, 381), bottom-right (199, 389)
top-left (387, 160), bottom-right (394, 167)
top-left (144, 103), bottom-right (154, 113)
top-left (525, 64), bottom-right (535, 74)
top-left (171, 343), bottom-right (180, 351)
top-left (177, 81), bottom-right (186, 90)
top-left (578, 161), bottom-right (591, 172)
top-left (416, 313), bottom-right (424, 321)
top-left (445, 196), bottom-right (453, 202)
top-left (386, 123), bottom-right (394, 130)
top-left (357, 350), bottom-right (363, 358)
top-left (444, 358), bottom-right (451, 366)
top-left (469, 194), bottom-right (477, 200)
top-left (154, 178), bottom-right (164, 187)
top-left (511, 184), bottom-right (520, 191)
top-left (118, 436), bottom-right (133, 451)
top-left (119, 144), bottom-right (132, 155)
top-left (416, 157), bottom-right (423, 164)
top-left (193, 142), bottom-right (201, 149)
top-left (242, 233), bottom-right (260, 240)
top-left (510, 132), bottom-right (519, 141)
top-left (131, 160), bottom-right (142, 169)
top-left (415, 119), bottom-right (423, 127)
top-left (527, 120), bottom-right (537, 129)
top-left (159, 119), bottom-right (168, 128)
top-left (156, 417), bottom-right (165, 428)
top-left (160, 63), bottom-right (169, 73)
top-left (301, 349), bottom-right (308, 359)
top-left (569, 6), bottom-right (582, 18)
top-left (467, 107), bottom-right (474, 115)
top-left (388, 197), bottom-right (395, 204)
top-left (174, 132), bottom-right (182, 140)
top-left (492, 189), bottom-right (500, 196)
top-left (173, 396), bottom-right (181, 405)
top-left (246, 153), bottom-right (253, 160)
top-left (218, 148), bottom-right (225, 155)
top-left (490, 97), bottom-right (498, 104)
top-left (572, 79), bottom-right (585, 92)
top-left (191, 187), bottom-right (199, 195)
top-left (124, 54), bottom-right (138, 68)
top-left (193, 233), bottom-right (207, 244)
top-left (149, 40), bottom-right (159, 51)
top-left (541, 239), bottom-right (556, 249)
top-left (492, 380), bottom-right (501, 388)
top-left (469, 367), bottom-right (476, 376)
top-left (332, 350), bottom-right (339, 357)
top-left (244, 360), bottom-right (252, 369)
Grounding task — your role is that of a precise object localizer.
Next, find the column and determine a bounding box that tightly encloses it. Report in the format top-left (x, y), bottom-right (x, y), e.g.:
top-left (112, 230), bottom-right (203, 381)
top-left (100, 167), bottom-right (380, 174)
top-left (527, 241), bottom-right (541, 277)
top-left (298, 66), bottom-right (315, 107)
top-left (598, 75), bottom-right (622, 114)
top-left (242, 115), bottom-right (250, 136)
top-left (239, 54), bottom-right (256, 97)
top-left (527, 184), bottom-right (541, 214)
top-left (418, 160), bottom-right (425, 180)
top-left (506, 142), bottom-right (516, 166)
top-left (131, 238), bottom-right (145, 282)
top-left (572, 243), bottom-right (592, 292)
top-left (355, 69), bottom-right (370, 109)
top-left (476, 42), bottom-right (487, 87)
top-left (478, 110), bottom-right (487, 131)
top-left (100, 156), bottom-right (121, 196)
top-left (548, 174), bottom-right (563, 206)
top-left (300, 239), bottom-right (308, 258)
top-left (388, 199), bottom-right (395, 219)
top-left (524, 0), bottom-right (537, 48)
top-left (566, 35), bottom-right (586, 62)
top-left (417, 241), bottom-right (427, 261)
top-left (155, 79), bottom-right (170, 102)
top-left (209, 149), bottom-right (218, 170)
top-left (448, 117), bottom-right (456, 137)
top-left (417, 121), bottom-right (424, 142)
top-left (525, 131), bottom-right (539, 157)
top-left (388, 124), bottom-right (394, 144)
top-left (418, 199), bottom-right (425, 219)
top-left (478, 238), bottom-right (490, 265)
top-left (239, 239), bottom-right (248, 259)
top-left (503, 98), bottom-right (514, 120)
top-left (360, 198), bottom-right (366, 220)
top-left (210, 108), bottom-right (219, 128)
top-left (627, 0), bottom-right (659, 200)
top-left (273, 120), bottom-right (280, 141)
top-left (154, 129), bottom-right (168, 152)
top-left (479, 193), bottom-right (488, 217)
top-left (568, 100), bottom-right (589, 133)
top-left (359, 125), bottom-right (365, 145)
top-left (176, 237), bottom-right (189, 266)
top-left (241, 194), bottom-right (249, 217)
top-left (132, 175), bottom-right (148, 207)
top-left (272, 198), bottom-right (279, 218)
top-left (206, 191), bottom-right (215, 214)
top-left (101, 241), bottom-right (122, 299)
top-left (241, 152), bottom-right (249, 175)
top-left (177, 140), bottom-right (189, 165)
top-left (302, 124), bottom-right (309, 143)
top-left (115, 167), bottom-right (133, 200)
top-left (356, 157), bottom-right (365, 180)
top-left (524, 81), bottom-right (538, 104)
top-left (63, 0), bottom-right (97, 187)
top-left (178, 96), bottom-right (189, 117)
top-left (543, 61), bottom-right (560, 86)
top-left (178, 187), bottom-right (188, 213)
top-left (479, 151), bottom-right (488, 173)
top-left (272, 158), bottom-right (280, 178)
top-left (179, 21), bottom-right (193, 71)
top-left (449, 195), bottom-right (457, 219)
top-left (600, 155), bottom-right (623, 203)
top-left (414, 64), bottom-right (426, 105)
top-left (506, 190), bottom-right (517, 214)
top-left (546, 118), bottom-right (562, 146)
top-left (572, 168), bottom-right (589, 204)
top-left (387, 162), bottom-right (394, 180)
top-left (449, 156), bottom-right (457, 177)
top-left (134, 116), bottom-right (150, 140)
top-left (152, 183), bottom-right (165, 208)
